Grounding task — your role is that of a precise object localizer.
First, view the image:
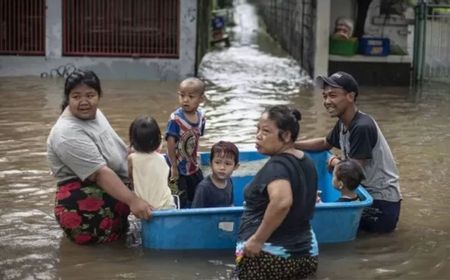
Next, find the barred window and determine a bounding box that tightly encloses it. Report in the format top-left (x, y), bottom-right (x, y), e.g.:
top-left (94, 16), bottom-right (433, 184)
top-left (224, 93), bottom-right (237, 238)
top-left (0, 0), bottom-right (45, 55)
top-left (63, 0), bottom-right (179, 58)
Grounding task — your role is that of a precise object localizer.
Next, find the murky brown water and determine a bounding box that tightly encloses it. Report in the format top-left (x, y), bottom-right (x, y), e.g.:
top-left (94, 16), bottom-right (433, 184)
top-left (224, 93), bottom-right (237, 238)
top-left (1, 1), bottom-right (450, 279)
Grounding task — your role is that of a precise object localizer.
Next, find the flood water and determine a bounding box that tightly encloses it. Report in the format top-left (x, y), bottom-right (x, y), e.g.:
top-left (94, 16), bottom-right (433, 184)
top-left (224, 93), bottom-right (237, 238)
top-left (1, 1), bottom-right (450, 279)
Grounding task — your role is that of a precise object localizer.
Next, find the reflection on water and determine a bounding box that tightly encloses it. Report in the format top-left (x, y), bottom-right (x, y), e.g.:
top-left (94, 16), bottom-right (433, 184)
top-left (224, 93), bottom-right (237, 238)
top-left (199, 1), bottom-right (311, 150)
top-left (1, 0), bottom-right (450, 279)
top-left (200, 44), bottom-right (310, 148)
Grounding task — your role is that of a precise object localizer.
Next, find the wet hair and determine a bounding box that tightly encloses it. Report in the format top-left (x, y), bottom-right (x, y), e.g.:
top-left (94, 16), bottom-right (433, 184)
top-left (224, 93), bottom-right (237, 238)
top-left (210, 141), bottom-right (240, 165)
top-left (179, 77), bottom-right (205, 95)
top-left (264, 105), bottom-right (302, 142)
top-left (61, 69), bottom-right (102, 112)
top-left (335, 159), bottom-right (365, 191)
top-left (129, 116), bottom-right (162, 153)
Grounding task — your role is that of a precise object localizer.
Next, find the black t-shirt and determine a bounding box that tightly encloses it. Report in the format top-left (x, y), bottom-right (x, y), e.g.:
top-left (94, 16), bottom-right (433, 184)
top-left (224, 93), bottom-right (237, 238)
top-left (191, 175), bottom-right (233, 208)
top-left (238, 153), bottom-right (317, 255)
top-left (326, 111), bottom-right (378, 160)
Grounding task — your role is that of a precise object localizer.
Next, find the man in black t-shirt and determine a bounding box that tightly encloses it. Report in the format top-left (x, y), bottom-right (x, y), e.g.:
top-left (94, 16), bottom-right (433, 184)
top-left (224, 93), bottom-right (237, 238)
top-left (295, 71), bottom-right (402, 233)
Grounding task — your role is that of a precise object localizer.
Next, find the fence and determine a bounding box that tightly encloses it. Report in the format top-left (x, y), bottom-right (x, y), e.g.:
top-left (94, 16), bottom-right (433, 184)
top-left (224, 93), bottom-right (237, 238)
top-left (62, 0), bottom-right (180, 58)
top-left (414, 3), bottom-right (450, 83)
top-left (0, 0), bottom-right (45, 55)
top-left (251, 0), bottom-right (316, 76)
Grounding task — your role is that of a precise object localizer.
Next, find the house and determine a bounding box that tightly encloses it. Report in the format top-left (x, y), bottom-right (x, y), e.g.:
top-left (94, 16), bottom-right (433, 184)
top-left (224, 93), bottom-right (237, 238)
top-left (326, 0), bottom-right (414, 86)
top-left (253, 0), bottom-right (415, 86)
top-left (0, 0), bottom-right (209, 80)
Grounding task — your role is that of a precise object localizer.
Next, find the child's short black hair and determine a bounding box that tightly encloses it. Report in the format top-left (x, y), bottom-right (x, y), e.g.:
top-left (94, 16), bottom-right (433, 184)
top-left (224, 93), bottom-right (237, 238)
top-left (335, 159), bottom-right (365, 191)
top-left (210, 141), bottom-right (239, 165)
top-left (129, 116), bottom-right (161, 153)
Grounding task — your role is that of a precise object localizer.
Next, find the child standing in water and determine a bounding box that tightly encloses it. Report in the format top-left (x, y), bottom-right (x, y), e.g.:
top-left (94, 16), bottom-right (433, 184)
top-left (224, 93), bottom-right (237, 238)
top-left (331, 158), bottom-right (365, 202)
top-left (192, 141), bottom-right (240, 208)
top-left (128, 116), bottom-right (176, 209)
top-left (165, 77), bottom-right (206, 208)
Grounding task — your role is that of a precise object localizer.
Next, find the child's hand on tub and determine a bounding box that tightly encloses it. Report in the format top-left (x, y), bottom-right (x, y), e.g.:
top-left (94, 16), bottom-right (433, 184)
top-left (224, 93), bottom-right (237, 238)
top-left (316, 190), bottom-right (322, 203)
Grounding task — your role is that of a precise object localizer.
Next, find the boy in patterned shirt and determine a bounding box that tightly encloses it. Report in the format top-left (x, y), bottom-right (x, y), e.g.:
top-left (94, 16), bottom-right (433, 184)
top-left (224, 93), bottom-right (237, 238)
top-left (165, 77), bottom-right (206, 208)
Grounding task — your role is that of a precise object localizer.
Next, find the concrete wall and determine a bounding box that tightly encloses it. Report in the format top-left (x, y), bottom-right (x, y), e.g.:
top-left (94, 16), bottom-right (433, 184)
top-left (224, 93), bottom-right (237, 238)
top-left (330, 0), bottom-right (356, 34)
top-left (329, 60), bottom-right (411, 86)
top-left (0, 0), bottom-right (198, 80)
top-left (253, 0), bottom-right (317, 77)
top-left (196, 0), bottom-right (213, 75)
top-left (314, 0), bottom-right (331, 77)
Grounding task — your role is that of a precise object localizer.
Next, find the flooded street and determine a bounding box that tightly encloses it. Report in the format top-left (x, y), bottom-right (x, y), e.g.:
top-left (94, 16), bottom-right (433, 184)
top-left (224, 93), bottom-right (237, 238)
top-left (1, 1), bottom-right (450, 279)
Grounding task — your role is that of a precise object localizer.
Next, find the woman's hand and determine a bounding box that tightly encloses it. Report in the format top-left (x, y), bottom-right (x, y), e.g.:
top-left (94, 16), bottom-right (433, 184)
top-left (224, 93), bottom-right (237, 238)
top-left (129, 196), bottom-right (153, 220)
top-left (244, 235), bottom-right (264, 257)
top-left (91, 166), bottom-right (153, 219)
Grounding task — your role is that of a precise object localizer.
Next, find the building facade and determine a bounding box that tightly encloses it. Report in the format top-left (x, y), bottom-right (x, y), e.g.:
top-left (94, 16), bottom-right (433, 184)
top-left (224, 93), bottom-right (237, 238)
top-left (0, 0), bottom-right (202, 80)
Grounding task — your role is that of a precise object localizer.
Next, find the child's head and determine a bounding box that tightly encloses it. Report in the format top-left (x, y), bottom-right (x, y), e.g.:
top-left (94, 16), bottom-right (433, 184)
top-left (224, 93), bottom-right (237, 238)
top-left (178, 77), bottom-right (205, 113)
top-left (333, 159), bottom-right (365, 191)
top-left (129, 116), bottom-right (161, 153)
top-left (210, 141), bottom-right (240, 180)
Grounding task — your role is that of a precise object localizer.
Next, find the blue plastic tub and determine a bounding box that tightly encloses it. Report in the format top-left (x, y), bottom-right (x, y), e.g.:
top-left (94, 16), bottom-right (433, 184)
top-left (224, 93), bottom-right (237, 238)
top-left (142, 150), bottom-right (373, 249)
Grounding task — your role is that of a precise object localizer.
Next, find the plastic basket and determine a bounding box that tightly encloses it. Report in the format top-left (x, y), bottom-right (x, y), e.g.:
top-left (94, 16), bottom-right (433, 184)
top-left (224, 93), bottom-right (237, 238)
top-left (329, 37), bottom-right (358, 56)
top-left (359, 37), bottom-right (390, 56)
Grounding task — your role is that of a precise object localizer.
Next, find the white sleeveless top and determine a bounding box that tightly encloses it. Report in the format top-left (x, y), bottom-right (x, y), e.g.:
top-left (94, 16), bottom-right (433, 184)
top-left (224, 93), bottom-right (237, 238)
top-left (130, 152), bottom-right (175, 209)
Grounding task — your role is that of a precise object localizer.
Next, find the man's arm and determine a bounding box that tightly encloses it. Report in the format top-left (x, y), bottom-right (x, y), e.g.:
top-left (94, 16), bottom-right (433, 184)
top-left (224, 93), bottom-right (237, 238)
top-left (294, 137), bottom-right (332, 151)
top-left (328, 156), bottom-right (366, 170)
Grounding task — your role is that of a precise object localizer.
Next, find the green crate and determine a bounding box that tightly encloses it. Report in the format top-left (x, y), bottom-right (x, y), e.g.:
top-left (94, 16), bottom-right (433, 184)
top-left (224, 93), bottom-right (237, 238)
top-left (329, 37), bottom-right (358, 56)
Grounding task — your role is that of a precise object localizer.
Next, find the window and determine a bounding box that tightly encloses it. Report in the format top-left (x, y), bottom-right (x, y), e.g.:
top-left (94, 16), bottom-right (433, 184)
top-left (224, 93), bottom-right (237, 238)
top-left (0, 0), bottom-right (45, 55)
top-left (63, 0), bottom-right (179, 58)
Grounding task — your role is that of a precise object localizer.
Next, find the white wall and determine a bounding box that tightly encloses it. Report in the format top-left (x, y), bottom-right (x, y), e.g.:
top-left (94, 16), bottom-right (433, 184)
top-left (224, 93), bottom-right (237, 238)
top-left (314, 0), bottom-right (331, 76)
top-left (330, 0), bottom-right (356, 34)
top-left (364, 0), bottom-right (409, 54)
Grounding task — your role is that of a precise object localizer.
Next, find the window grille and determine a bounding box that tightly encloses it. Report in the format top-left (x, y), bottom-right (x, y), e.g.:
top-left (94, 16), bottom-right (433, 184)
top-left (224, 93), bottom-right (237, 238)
top-left (63, 0), bottom-right (180, 58)
top-left (0, 0), bottom-right (45, 55)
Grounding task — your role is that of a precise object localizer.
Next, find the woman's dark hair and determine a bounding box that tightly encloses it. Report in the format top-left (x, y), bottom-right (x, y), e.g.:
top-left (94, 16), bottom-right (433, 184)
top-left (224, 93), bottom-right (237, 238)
top-left (129, 116), bottom-right (162, 153)
top-left (335, 159), bottom-right (365, 191)
top-left (264, 105), bottom-right (302, 142)
top-left (61, 69), bottom-right (102, 112)
top-left (210, 141), bottom-right (240, 165)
